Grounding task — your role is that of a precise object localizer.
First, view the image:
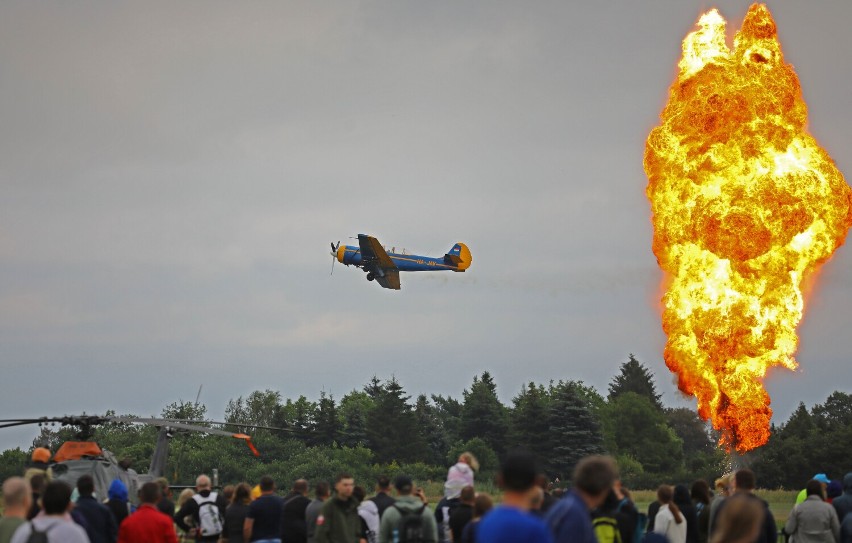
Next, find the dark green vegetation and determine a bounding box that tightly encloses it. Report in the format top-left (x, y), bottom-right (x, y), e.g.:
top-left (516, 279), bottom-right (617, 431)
top-left (1, 355), bottom-right (849, 490)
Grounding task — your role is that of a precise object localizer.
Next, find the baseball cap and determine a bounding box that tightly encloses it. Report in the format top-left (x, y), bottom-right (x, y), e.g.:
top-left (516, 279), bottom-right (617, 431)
top-left (32, 447), bottom-right (50, 463)
top-left (394, 475), bottom-right (413, 492)
top-left (813, 473), bottom-right (830, 484)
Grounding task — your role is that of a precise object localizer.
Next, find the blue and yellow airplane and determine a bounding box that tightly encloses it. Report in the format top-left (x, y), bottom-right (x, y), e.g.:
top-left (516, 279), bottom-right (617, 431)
top-left (330, 234), bottom-right (472, 290)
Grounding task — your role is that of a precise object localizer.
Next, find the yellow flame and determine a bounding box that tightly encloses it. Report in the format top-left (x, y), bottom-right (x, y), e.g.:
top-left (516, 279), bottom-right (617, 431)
top-left (644, 4), bottom-right (852, 452)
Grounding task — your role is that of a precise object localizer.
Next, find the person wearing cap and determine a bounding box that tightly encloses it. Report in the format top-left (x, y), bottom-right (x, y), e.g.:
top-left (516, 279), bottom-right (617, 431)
top-left (24, 447), bottom-right (53, 483)
top-left (798, 474), bottom-right (833, 505)
top-left (378, 476), bottom-right (437, 543)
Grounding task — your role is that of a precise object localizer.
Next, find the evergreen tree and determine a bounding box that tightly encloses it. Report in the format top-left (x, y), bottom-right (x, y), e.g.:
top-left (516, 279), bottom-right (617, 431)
top-left (314, 391), bottom-right (341, 446)
top-left (460, 372), bottom-right (508, 455)
top-left (414, 394), bottom-right (450, 465)
top-left (508, 382), bottom-right (551, 454)
top-left (431, 394), bottom-right (463, 447)
top-left (338, 390), bottom-right (373, 448)
top-left (601, 392), bottom-right (682, 474)
top-left (664, 407), bottom-right (713, 456)
top-left (286, 396), bottom-right (317, 444)
top-left (608, 354), bottom-right (663, 410)
top-left (365, 377), bottom-right (425, 463)
top-left (546, 382), bottom-right (604, 479)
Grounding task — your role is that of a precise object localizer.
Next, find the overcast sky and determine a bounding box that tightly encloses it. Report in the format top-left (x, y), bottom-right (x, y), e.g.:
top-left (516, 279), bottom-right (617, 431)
top-left (2, 1), bottom-right (851, 452)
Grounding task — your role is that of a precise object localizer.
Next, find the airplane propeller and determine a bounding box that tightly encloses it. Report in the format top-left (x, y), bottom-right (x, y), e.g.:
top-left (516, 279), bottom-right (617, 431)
top-left (330, 241), bottom-right (340, 275)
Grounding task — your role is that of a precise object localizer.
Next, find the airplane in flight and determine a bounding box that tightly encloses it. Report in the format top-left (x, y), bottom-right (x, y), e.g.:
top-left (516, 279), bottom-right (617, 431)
top-left (330, 234), bottom-right (471, 290)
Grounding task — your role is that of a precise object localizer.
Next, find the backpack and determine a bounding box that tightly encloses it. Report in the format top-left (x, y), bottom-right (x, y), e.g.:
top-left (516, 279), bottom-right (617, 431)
top-left (193, 492), bottom-right (224, 536)
top-left (593, 515), bottom-right (622, 543)
top-left (393, 504), bottom-right (427, 543)
top-left (25, 521), bottom-right (57, 543)
top-left (615, 498), bottom-right (647, 543)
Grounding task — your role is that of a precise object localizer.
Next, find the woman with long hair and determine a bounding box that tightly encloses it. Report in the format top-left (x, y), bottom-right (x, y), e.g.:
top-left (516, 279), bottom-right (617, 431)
top-left (175, 488), bottom-right (196, 543)
top-left (654, 484), bottom-right (687, 543)
top-left (222, 483), bottom-right (252, 543)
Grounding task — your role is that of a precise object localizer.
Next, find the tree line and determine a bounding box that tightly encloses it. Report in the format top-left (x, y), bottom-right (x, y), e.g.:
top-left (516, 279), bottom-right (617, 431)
top-left (0, 354), bottom-right (848, 490)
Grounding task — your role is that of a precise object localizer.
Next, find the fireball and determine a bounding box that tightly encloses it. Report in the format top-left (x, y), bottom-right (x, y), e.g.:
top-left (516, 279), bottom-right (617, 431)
top-left (644, 4), bottom-right (852, 452)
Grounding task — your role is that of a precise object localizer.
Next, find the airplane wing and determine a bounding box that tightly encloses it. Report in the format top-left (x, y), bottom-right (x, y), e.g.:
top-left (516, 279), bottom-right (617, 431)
top-left (376, 270), bottom-right (401, 290)
top-left (358, 235), bottom-right (397, 270)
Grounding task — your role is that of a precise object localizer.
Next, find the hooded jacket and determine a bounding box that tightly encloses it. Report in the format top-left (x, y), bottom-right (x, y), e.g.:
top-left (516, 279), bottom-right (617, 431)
top-left (379, 495), bottom-right (438, 543)
top-left (833, 473), bottom-right (852, 524)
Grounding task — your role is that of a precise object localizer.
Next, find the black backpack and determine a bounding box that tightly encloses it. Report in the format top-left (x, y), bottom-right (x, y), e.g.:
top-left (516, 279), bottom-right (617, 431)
top-left (26, 521), bottom-right (57, 543)
top-left (393, 504), bottom-right (427, 543)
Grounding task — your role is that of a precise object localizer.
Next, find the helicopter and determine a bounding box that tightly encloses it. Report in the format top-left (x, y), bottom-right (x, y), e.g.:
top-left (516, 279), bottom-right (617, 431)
top-left (0, 415), bottom-right (279, 504)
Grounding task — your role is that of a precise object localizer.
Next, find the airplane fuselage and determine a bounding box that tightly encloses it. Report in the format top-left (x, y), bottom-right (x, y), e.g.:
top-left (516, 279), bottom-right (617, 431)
top-left (337, 246), bottom-right (465, 272)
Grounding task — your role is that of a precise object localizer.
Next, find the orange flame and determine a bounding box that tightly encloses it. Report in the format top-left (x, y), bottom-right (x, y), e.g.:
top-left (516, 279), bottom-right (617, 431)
top-left (644, 4), bottom-right (852, 452)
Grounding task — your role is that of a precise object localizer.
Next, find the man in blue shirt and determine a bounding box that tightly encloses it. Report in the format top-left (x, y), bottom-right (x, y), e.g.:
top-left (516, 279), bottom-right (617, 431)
top-left (477, 449), bottom-right (553, 543)
top-left (546, 455), bottom-right (618, 543)
top-left (244, 476), bottom-right (285, 543)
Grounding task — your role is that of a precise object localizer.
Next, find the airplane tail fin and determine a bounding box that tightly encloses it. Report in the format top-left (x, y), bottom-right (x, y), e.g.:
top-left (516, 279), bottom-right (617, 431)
top-left (444, 243), bottom-right (472, 271)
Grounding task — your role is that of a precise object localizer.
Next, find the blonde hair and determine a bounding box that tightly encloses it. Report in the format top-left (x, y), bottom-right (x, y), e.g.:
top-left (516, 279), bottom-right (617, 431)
top-left (714, 472), bottom-right (734, 495)
top-left (460, 452), bottom-right (480, 472)
top-left (177, 488), bottom-right (195, 508)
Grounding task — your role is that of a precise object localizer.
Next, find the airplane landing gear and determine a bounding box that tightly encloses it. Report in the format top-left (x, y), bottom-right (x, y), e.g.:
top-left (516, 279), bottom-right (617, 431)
top-left (366, 272), bottom-right (375, 281)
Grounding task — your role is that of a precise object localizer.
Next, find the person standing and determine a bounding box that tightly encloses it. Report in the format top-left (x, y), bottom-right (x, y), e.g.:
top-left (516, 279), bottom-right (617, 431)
top-left (23, 448), bottom-right (52, 483)
top-left (460, 493), bottom-right (492, 543)
top-left (222, 483), bottom-right (252, 543)
top-left (367, 477), bottom-right (395, 520)
top-left (834, 473), bottom-right (852, 526)
top-left (438, 453), bottom-right (478, 543)
top-left (75, 475), bottom-right (118, 543)
top-left (156, 478), bottom-right (176, 518)
top-left (711, 469), bottom-right (776, 543)
top-left (378, 476), bottom-right (437, 543)
top-left (117, 482), bottom-right (178, 543)
top-left (282, 480), bottom-right (312, 543)
top-left (478, 450), bottom-right (552, 543)
top-left (106, 479), bottom-right (132, 528)
top-left (354, 487), bottom-right (378, 543)
top-left (546, 456), bottom-right (617, 543)
top-left (0, 478), bottom-right (31, 543)
top-left (243, 476), bottom-right (284, 543)
top-left (785, 480), bottom-right (841, 543)
top-left (653, 485), bottom-right (687, 543)
top-left (10, 481), bottom-right (89, 543)
top-left (314, 473), bottom-right (365, 543)
top-left (674, 484), bottom-right (698, 543)
top-left (690, 480), bottom-right (712, 543)
top-left (306, 482), bottom-right (330, 543)
top-left (174, 475), bottom-right (227, 542)
top-left (448, 486), bottom-right (475, 542)
top-left (707, 472), bottom-right (733, 540)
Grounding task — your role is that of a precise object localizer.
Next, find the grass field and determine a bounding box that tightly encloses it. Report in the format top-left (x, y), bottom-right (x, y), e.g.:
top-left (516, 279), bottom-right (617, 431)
top-left (623, 489), bottom-right (797, 527)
